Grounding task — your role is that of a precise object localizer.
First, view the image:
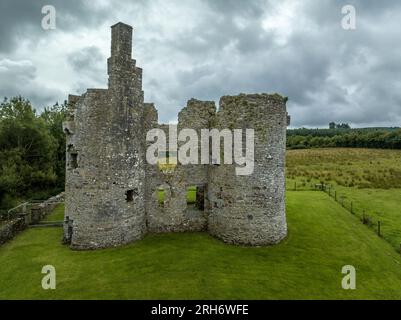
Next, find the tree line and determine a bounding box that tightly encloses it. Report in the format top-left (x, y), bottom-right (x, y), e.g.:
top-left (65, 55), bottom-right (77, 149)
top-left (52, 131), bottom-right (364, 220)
top-left (287, 127), bottom-right (401, 149)
top-left (0, 97), bottom-right (66, 210)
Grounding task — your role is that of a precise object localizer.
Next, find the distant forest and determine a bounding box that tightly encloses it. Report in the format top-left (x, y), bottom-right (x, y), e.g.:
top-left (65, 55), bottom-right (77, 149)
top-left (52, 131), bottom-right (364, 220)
top-left (1, 96), bottom-right (400, 209)
top-left (287, 127), bottom-right (401, 149)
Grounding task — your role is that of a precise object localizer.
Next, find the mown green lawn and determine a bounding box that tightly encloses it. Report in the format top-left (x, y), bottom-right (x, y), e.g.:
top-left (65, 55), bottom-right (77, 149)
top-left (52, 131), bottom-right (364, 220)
top-left (42, 204), bottom-right (64, 222)
top-left (286, 148), bottom-right (401, 253)
top-left (1, 191), bottom-right (401, 299)
top-left (327, 187), bottom-right (401, 252)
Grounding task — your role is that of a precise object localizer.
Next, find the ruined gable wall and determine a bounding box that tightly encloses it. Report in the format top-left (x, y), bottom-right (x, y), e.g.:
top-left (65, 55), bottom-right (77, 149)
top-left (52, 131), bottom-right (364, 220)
top-left (63, 23), bottom-right (147, 249)
top-left (145, 99), bottom-right (216, 233)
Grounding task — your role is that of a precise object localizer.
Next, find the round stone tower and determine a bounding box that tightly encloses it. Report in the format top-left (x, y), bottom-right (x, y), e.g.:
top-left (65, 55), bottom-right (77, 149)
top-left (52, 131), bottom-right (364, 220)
top-left (207, 94), bottom-right (288, 245)
top-left (63, 23), bottom-right (146, 249)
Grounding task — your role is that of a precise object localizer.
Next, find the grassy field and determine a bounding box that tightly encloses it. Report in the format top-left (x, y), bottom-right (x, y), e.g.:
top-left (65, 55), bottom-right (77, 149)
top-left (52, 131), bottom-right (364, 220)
top-left (287, 148), bottom-right (401, 189)
top-left (286, 148), bottom-right (401, 253)
top-left (1, 192), bottom-right (401, 299)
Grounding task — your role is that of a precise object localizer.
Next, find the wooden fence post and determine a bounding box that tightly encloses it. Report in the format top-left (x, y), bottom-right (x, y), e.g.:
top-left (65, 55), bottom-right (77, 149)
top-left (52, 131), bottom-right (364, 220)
top-left (378, 221), bottom-right (381, 237)
top-left (335, 191), bottom-right (337, 201)
top-left (294, 182), bottom-right (297, 191)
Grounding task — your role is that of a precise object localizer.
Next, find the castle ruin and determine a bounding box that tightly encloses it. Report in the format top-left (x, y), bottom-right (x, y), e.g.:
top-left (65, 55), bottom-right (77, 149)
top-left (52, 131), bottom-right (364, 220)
top-left (62, 22), bottom-right (289, 250)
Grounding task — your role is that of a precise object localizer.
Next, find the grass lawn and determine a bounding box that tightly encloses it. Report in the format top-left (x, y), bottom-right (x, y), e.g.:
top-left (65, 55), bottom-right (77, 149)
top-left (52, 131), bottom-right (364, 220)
top-left (286, 148), bottom-right (401, 253)
top-left (42, 204), bottom-right (64, 222)
top-left (326, 187), bottom-right (401, 252)
top-left (158, 186), bottom-right (196, 204)
top-left (1, 192), bottom-right (401, 299)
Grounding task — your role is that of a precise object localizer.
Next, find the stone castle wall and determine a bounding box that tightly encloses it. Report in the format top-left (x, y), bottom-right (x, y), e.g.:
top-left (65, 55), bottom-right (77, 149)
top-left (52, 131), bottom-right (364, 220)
top-left (64, 23), bottom-right (147, 249)
top-left (208, 94), bottom-right (288, 245)
top-left (63, 22), bottom-right (289, 250)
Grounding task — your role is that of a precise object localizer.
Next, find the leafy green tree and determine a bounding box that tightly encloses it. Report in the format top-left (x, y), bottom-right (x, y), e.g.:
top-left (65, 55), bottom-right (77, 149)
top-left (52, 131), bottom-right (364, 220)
top-left (40, 101), bottom-right (67, 188)
top-left (0, 97), bottom-right (60, 209)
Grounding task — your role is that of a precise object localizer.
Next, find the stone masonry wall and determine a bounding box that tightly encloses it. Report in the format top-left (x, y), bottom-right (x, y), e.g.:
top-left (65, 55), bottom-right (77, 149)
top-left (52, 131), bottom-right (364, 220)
top-left (64, 23), bottom-right (146, 249)
top-left (207, 94), bottom-right (288, 245)
top-left (145, 99), bottom-right (216, 233)
top-left (0, 218), bottom-right (26, 245)
top-left (0, 193), bottom-right (64, 246)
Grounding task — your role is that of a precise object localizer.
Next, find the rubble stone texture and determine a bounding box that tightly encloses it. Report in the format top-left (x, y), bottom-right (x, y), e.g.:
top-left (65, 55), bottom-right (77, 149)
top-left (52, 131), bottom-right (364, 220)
top-left (63, 22), bottom-right (289, 249)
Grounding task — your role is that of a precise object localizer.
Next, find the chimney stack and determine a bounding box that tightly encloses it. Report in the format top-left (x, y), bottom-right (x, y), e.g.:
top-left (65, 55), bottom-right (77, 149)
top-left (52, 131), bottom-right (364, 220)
top-left (110, 22), bottom-right (132, 60)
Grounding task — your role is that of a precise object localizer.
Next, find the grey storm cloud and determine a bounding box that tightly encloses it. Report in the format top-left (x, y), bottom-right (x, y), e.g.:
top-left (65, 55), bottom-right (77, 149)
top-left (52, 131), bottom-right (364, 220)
top-left (67, 46), bottom-right (107, 93)
top-left (0, 0), bottom-right (109, 53)
top-left (0, 58), bottom-right (63, 107)
top-left (68, 46), bottom-right (104, 73)
top-left (0, 0), bottom-right (400, 127)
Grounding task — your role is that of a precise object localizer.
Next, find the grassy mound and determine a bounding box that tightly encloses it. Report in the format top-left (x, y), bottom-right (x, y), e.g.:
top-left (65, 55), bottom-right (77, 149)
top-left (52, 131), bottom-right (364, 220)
top-left (1, 192), bottom-right (401, 299)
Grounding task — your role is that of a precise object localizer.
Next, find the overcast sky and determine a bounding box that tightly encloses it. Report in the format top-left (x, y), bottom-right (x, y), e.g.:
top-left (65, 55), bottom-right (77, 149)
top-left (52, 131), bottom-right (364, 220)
top-left (0, 0), bottom-right (400, 127)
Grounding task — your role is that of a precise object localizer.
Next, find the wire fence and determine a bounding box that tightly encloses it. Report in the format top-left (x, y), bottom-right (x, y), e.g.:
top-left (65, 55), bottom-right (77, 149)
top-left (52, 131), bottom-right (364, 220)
top-left (322, 184), bottom-right (383, 237)
top-left (287, 181), bottom-right (398, 253)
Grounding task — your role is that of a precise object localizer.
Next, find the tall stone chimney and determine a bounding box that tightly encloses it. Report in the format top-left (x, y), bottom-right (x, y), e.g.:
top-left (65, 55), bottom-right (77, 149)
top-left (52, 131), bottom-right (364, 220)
top-left (107, 22), bottom-right (139, 92)
top-left (110, 22), bottom-right (132, 60)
